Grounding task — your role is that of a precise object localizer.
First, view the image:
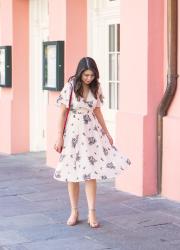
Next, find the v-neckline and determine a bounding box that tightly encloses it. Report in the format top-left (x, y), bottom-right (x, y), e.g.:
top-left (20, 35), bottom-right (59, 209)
top-left (82, 88), bottom-right (90, 102)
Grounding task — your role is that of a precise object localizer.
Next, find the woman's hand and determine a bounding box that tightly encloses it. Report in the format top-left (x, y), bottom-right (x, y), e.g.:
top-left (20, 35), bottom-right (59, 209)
top-left (106, 132), bottom-right (113, 145)
top-left (54, 136), bottom-right (64, 153)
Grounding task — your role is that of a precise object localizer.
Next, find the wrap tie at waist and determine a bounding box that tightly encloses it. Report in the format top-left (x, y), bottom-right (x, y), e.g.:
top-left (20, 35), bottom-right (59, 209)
top-left (70, 108), bottom-right (93, 114)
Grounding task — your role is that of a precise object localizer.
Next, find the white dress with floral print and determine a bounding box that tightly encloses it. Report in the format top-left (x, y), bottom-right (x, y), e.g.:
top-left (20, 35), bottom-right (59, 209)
top-left (53, 79), bottom-right (131, 182)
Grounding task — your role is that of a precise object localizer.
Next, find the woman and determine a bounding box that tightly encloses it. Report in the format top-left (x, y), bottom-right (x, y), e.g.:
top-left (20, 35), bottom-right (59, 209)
top-left (53, 57), bottom-right (131, 228)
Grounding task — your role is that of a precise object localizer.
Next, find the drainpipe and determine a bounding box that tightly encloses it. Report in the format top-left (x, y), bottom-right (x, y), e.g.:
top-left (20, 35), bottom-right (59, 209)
top-left (157, 0), bottom-right (178, 194)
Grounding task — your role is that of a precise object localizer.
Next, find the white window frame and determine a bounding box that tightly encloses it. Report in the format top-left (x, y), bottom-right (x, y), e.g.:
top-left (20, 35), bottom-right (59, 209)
top-left (108, 23), bottom-right (120, 110)
top-left (103, 15), bottom-right (120, 124)
top-left (87, 0), bottom-right (120, 138)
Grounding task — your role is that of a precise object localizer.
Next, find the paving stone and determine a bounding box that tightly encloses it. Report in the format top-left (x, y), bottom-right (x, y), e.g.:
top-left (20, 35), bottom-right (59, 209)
top-left (0, 213), bottom-right (55, 230)
top-left (0, 230), bottom-right (29, 246)
top-left (0, 247), bottom-right (9, 250)
top-left (22, 237), bottom-right (106, 250)
top-left (1, 152), bottom-right (180, 250)
top-left (4, 245), bottom-right (28, 250)
top-left (0, 186), bottom-right (38, 198)
top-left (18, 189), bottom-right (69, 202)
top-left (121, 195), bottom-right (180, 212)
top-left (132, 223), bottom-right (180, 242)
top-left (95, 202), bottom-right (141, 217)
top-left (104, 210), bottom-right (180, 230)
top-left (31, 182), bottom-right (67, 192)
top-left (18, 224), bottom-right (69, 242)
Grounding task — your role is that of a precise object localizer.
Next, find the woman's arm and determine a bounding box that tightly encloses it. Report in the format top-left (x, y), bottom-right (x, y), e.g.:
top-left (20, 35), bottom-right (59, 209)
top-left (93, 107), bottom-right (114, 145)
top-left (93, 107), bottom-right (110, 136)
top-left (56, 104), bottom-right (68, 138)
top-left (93, 107), bottom-right (113, 145)
top-left (54, 104), bottom-right (68, 153)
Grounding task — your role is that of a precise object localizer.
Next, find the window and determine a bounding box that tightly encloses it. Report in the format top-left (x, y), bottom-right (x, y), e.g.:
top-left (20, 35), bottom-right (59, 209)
top-left (108, 23), bottom-right (120, 109)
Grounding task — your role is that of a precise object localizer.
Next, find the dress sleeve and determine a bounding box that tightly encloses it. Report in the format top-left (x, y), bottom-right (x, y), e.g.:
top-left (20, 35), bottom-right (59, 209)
top-left (56, 81), bottom-right (72, 108)
top-left (96, 85), bottom-right (104, 107)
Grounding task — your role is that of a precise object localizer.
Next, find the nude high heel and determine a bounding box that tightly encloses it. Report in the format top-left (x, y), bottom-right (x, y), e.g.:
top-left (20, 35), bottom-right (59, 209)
top-left (87, 208), bottom-right (100, 228)
top-left (67, 207), bottom-right (79, 226)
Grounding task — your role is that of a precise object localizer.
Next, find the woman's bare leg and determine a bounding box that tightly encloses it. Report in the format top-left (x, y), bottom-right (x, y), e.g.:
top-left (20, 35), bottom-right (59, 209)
top-left (67, 182), bottom-right (80, 225)
top-left (85, 179), bottom-right (99, 227)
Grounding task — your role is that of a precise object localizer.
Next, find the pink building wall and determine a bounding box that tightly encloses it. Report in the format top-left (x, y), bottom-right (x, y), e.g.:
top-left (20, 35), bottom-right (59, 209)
top-left (115, 0), bottom-right (164, 196)
top-left (0, 0), bottom-right (29, 154)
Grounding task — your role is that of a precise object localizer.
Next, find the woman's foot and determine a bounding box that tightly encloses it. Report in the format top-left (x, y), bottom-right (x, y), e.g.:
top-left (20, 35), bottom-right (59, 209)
top-left (87, 209), bottom-right (100, 228)
top-left (67, 207), bottom-right (79, 226)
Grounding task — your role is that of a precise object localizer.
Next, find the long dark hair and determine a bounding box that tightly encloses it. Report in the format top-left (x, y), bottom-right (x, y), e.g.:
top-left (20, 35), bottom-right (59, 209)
top-left (67, 57), bottom-right (100, 101)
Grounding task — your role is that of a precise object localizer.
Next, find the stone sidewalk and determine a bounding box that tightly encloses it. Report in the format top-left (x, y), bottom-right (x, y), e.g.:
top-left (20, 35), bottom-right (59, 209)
top-left (0, 152), bottom-right (180, 250)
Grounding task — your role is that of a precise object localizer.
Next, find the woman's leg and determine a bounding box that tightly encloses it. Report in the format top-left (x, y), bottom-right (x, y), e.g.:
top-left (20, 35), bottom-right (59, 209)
top-left (85, 179), bottom-right (99, 227)
top-left (67, 182), bottom-right (80, 225)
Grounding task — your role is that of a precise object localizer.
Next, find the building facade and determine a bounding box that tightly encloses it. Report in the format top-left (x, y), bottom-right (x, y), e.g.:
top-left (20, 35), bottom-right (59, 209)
top-left (0, 0), bottom-right (179, 202)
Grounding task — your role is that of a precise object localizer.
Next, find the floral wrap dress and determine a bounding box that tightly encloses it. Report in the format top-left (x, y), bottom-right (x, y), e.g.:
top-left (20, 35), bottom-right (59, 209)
top-left (53, 79), bottom-right (131, 182)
